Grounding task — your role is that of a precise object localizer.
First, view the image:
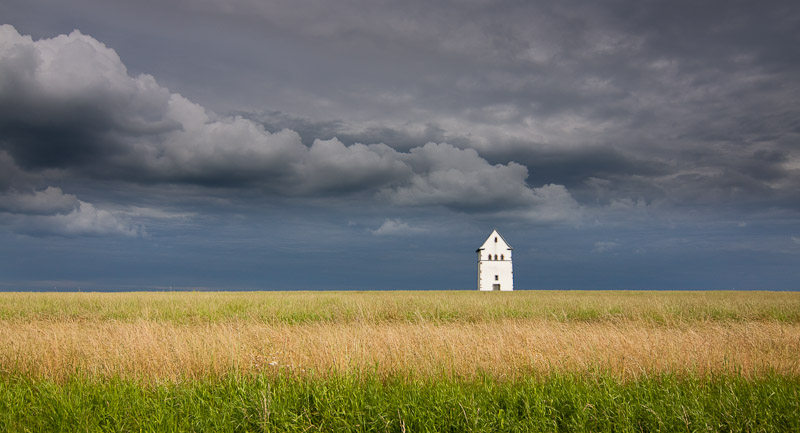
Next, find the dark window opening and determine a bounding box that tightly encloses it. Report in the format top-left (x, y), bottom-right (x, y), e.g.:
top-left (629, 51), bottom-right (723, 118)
top-left (494, 275), bottom-right (498, 281)
top-left (500, 254), bottom-right (504, 260)
top-left (494, 254), bottom-right (498, 260)
top-left (494, 237), bottom-right (497, 242)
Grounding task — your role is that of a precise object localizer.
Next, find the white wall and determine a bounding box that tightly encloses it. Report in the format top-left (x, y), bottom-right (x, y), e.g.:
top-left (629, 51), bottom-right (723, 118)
top-left (478, 259), bottom-right (513, 291)
top-left (476, 230), bottom-right (513, 291)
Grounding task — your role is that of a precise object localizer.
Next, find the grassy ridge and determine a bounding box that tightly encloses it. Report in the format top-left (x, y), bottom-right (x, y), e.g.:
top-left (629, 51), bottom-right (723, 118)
top-left (1, 373), bottom-right (798, 432)
top-left (1, 290), bottom-right (799, 323)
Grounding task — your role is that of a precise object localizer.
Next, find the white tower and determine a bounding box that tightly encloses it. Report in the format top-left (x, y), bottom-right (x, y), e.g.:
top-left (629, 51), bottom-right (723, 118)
top-left (476, 229), bottom-right (513, 291)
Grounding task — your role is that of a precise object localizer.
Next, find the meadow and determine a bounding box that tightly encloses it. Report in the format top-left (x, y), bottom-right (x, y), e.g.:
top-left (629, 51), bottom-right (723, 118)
top-left (1, 290), bottom-right (798, 432)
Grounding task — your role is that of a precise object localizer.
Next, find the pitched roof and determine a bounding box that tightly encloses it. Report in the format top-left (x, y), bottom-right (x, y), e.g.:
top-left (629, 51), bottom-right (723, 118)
top-left (475, 228), bottom-right (513, 251)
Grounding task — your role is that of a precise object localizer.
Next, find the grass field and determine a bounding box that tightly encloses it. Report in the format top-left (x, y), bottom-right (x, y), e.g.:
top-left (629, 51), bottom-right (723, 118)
top-left (1, 290), bottom-right (798, 431)
top-left (2, 290), bottom-right (799, 324)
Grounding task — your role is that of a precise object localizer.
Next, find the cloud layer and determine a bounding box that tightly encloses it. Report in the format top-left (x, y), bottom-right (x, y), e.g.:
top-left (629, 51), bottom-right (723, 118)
top-left (0, 24), bottom-right (581, 236)
top-left (207, 0), bottom-right (800, 213)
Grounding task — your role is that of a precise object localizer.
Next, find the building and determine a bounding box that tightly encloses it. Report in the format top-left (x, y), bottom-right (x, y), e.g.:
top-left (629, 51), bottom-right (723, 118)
top-left (476, 229), bottom-right (513, 291)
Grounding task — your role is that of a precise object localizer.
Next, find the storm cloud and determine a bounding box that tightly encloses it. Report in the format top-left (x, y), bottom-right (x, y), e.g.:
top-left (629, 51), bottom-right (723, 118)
top-left (0, 24), bottom-right (579, 223)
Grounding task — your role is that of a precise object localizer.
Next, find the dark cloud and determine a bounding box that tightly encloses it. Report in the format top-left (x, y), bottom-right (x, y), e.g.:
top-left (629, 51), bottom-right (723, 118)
top-left (0, 151), bottom-right (32, 191)
top-left (246, 110), bottom-right (452, 152)
top-left (0, 25), bottom-right (577, 224)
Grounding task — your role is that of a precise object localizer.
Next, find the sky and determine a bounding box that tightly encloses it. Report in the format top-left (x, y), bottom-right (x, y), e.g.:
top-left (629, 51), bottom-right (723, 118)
top-left (1, 0), bottom-right (799, 290)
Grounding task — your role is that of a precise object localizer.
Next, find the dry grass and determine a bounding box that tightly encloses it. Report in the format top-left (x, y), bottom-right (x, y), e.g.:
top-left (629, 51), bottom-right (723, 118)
top-left (1, 290), bottom-right (799, 323)
top-left (2, 319), bottom-right (798, 382)
top-left (2, 291), bottom-right (798, 382)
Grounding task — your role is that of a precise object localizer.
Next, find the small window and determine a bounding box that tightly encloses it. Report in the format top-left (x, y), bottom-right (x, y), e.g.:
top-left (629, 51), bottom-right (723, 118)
top-left (500, 254), bottom-right (504, 260)
top-left (487, 255), bottom-right (491, 260)
top-left (494, 275), bottom-right (498, 281)
top-left (494, 237), bottom-right (497, 242)
top-left (494, 254), bottom-right (498, 260)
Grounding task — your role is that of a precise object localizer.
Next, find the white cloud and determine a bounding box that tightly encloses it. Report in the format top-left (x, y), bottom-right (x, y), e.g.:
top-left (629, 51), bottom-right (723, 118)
top-left (0, 187), bottom-right (78, 215)
top-left (592, 241), bottom-right (619, 253)
top-left (40, 201), bottom-right (143, 237)
top-left (370, 218), bottom-right (425, 236)
top-left (519, 184), bottom-right (583, 223)
top-left (0, 187), bottom-right (141, 237)
top-left (291, 138), bottom-right (410, 194)
top-left (381, 142), bottom-right (557, 211)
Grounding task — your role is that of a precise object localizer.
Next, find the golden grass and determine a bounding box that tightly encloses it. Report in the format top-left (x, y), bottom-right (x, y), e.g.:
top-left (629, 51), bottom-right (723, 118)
top-left (2, 319), bottom-right (798, 382)
top-left (1, 290), bottom-right (799, 323)
top-left (1, 291), bottom-right (798, 382)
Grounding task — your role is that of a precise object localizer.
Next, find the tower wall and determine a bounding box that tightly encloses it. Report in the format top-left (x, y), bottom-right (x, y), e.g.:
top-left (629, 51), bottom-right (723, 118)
top-left (477, 258), bottom-right (513, 291)
top-left (476, 230), bottom-right (514, 291)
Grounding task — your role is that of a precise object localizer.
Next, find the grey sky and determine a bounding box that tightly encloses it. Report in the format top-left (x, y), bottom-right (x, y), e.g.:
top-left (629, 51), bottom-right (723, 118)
top-left (1, 0), bottom-right (799, 290)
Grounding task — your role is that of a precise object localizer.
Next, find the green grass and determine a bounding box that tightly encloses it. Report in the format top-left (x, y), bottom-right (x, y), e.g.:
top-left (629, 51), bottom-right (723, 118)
top-left (1, 290), bottom-right (799, 324)
top-left (1, 373), bottom-right (798, 432)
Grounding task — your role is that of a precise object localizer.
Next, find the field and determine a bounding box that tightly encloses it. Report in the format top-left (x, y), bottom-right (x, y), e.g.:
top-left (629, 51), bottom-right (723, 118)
top-left (1, 290), bottom-right (799, 432)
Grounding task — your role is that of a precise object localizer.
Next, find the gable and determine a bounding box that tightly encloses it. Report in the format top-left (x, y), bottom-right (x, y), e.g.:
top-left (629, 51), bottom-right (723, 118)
top-left (476, 229), bottom-right (513, 252)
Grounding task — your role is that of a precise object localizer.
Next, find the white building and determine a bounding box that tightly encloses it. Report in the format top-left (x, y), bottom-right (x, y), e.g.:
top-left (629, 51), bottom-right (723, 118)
top-left (476, 229), bottom-right (513, 291)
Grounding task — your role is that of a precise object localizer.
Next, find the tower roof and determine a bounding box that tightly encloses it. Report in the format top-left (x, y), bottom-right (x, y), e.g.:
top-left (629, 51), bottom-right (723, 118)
top-left (475, 228), bottom-right (513, 252)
